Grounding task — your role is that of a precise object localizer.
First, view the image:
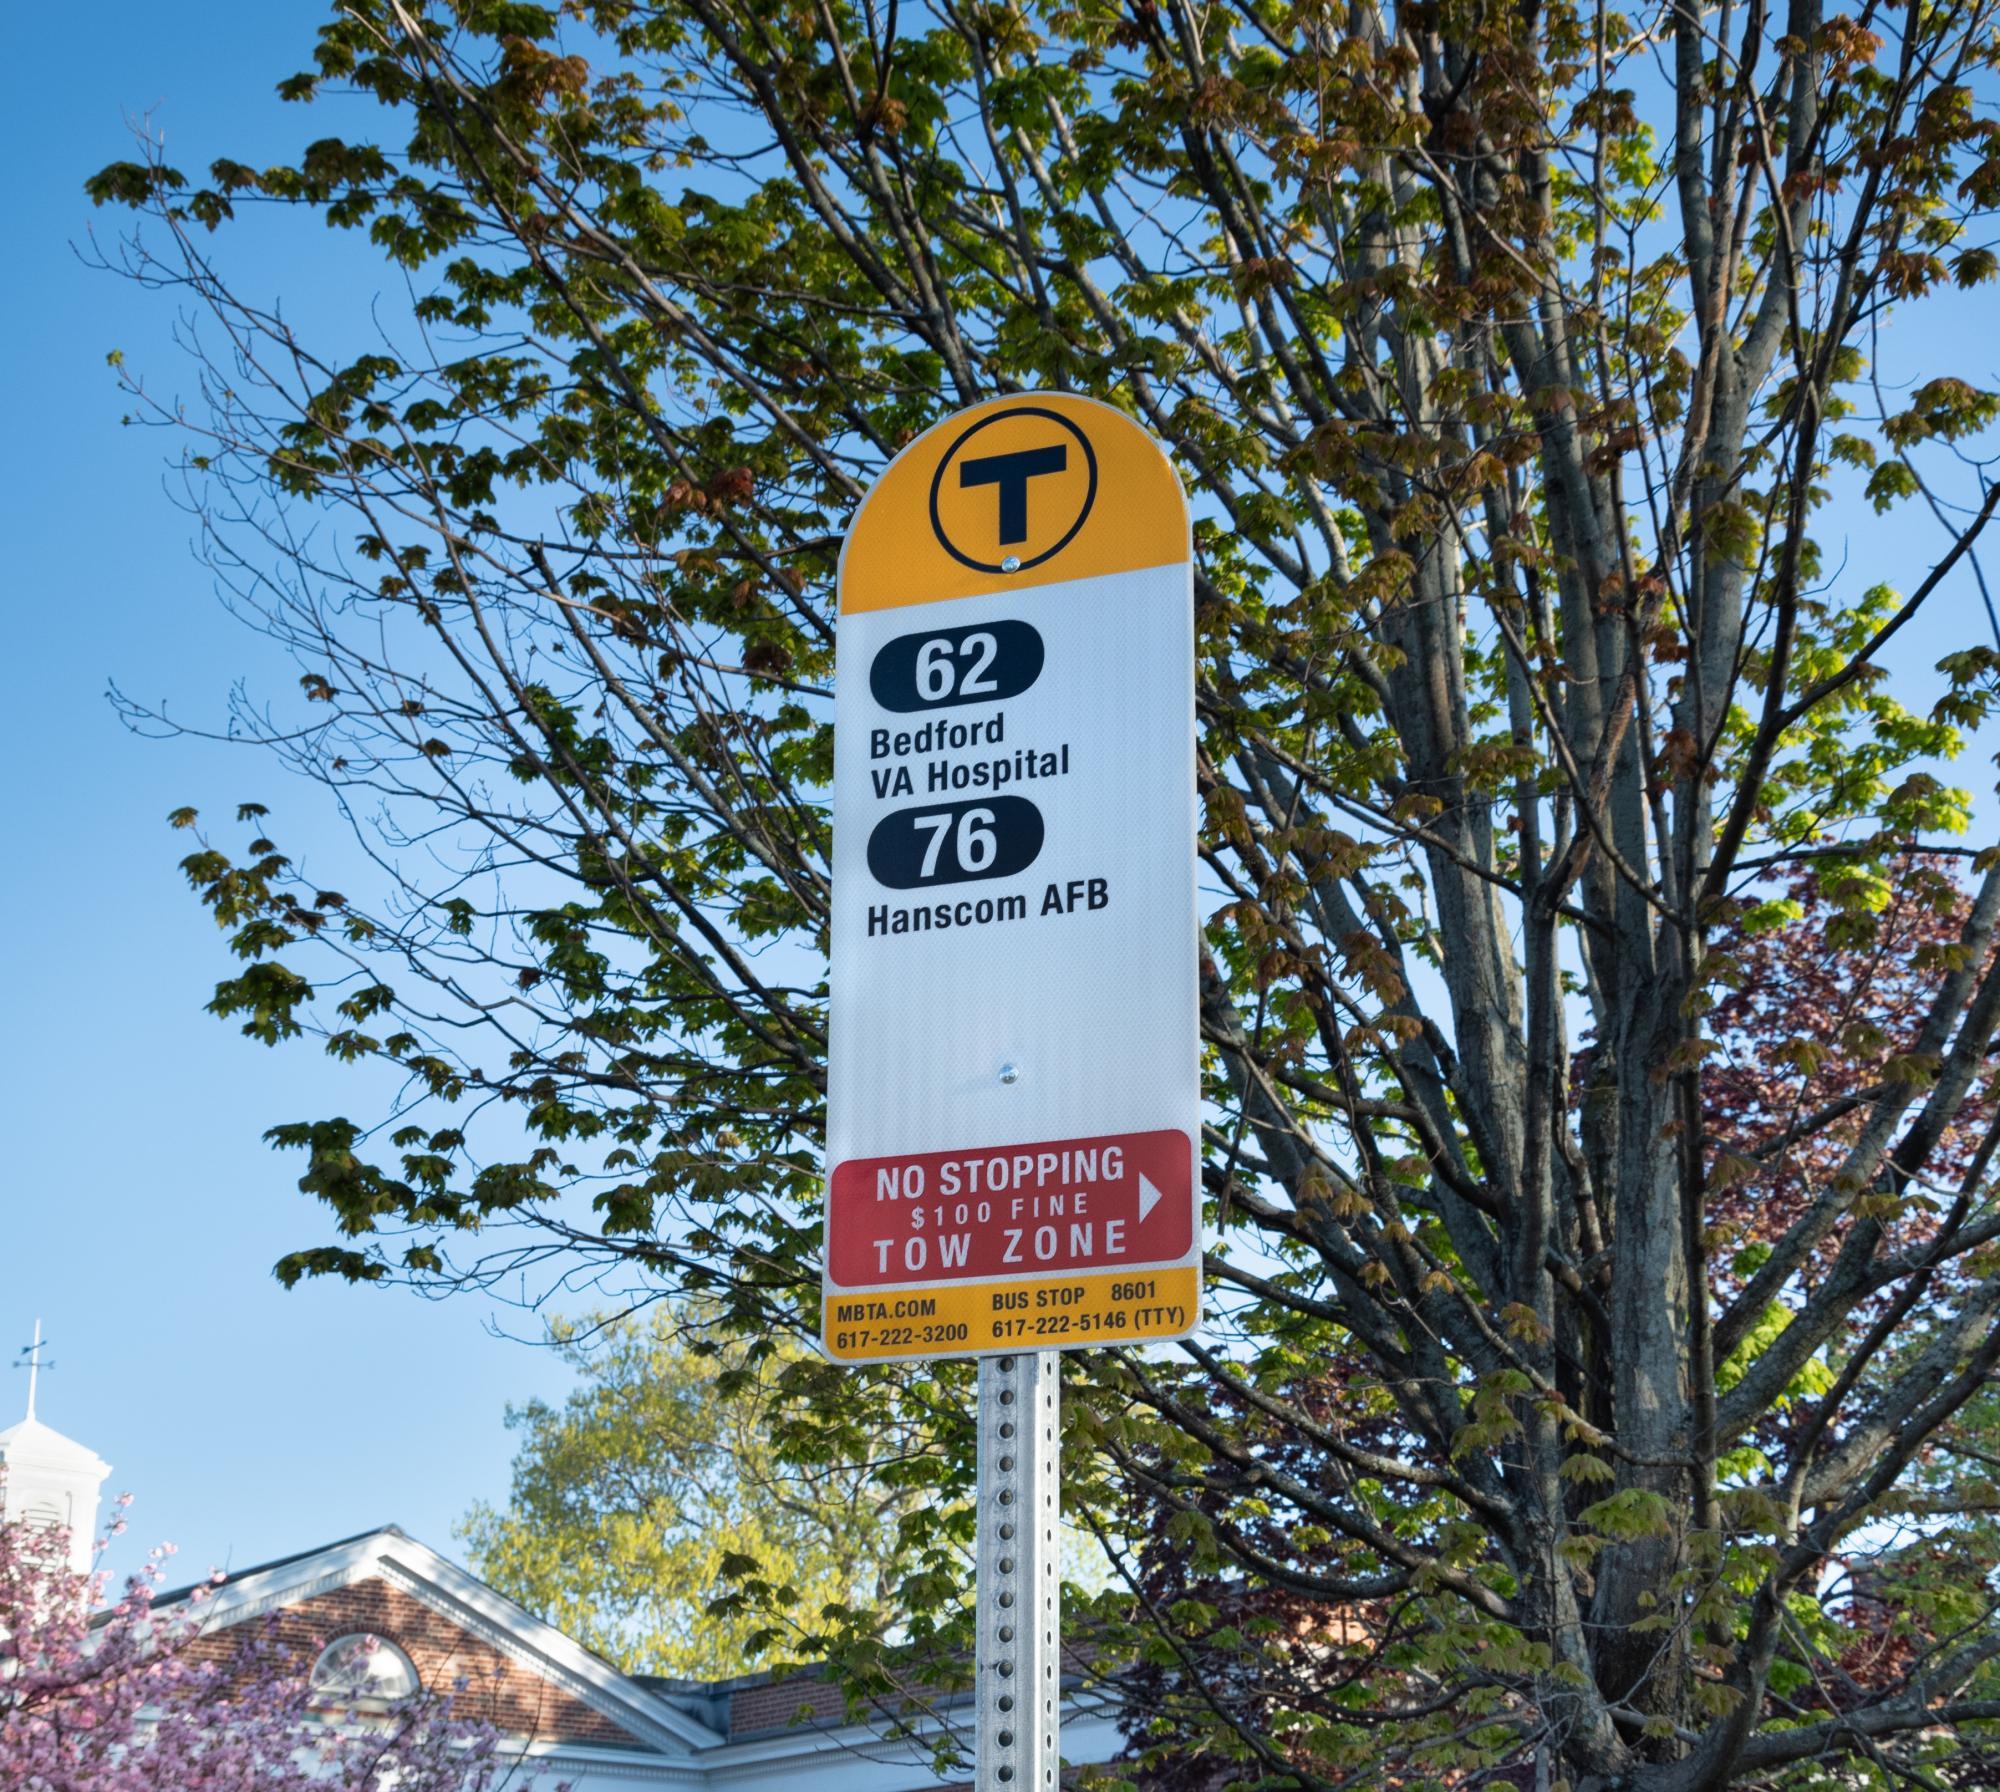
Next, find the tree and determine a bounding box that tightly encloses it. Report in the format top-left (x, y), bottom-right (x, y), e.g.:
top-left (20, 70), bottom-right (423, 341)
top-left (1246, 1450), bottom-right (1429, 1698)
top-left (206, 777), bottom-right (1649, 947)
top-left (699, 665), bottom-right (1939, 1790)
top-left (85, 0), bottom-right (2000, 1782)
top-left (0, 1486), bottom-right (531, 1791)
top-left (459, 1305), bottom-right (932, 1676)
top-left (1106, 861), bottom-right (2000, 1787)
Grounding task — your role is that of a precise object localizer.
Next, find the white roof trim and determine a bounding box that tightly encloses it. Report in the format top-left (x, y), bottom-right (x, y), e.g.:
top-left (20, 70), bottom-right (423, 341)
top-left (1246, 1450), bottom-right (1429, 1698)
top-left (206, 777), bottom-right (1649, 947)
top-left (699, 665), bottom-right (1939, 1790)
top-left (694, 1696), bottom-right (1125, 1780)
top-left (179, 1528), bottom-right (722, 1754)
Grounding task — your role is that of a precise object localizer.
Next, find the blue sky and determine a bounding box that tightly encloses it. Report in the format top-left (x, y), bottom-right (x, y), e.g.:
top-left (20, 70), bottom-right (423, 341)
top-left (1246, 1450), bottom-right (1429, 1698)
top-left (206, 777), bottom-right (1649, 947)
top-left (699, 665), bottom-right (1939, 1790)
top-left (8, 0), bottom-right (2000, 1600)
top-left (2, 1), bottom-right (575, 1586)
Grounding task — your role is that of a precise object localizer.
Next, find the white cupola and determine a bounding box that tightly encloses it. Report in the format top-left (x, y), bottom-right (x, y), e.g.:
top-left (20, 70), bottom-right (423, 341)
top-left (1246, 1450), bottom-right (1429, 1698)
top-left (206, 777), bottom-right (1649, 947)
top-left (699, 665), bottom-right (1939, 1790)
top-left (0, 1323), bottom-right (111, 1575)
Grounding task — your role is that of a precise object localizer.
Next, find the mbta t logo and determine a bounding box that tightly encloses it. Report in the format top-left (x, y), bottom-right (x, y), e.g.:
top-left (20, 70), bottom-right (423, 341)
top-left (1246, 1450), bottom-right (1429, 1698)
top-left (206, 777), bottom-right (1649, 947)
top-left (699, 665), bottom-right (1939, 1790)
top-left (928, 404), bottom-right (1100, 575)
top-left (960, 443), bottom-right (1067, 545)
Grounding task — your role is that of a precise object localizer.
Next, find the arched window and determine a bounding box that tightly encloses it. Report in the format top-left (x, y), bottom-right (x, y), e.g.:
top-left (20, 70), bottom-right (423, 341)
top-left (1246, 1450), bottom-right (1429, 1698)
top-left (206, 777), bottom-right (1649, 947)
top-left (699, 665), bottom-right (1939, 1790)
top-left (309, 1634), bottom-right (420, 1705)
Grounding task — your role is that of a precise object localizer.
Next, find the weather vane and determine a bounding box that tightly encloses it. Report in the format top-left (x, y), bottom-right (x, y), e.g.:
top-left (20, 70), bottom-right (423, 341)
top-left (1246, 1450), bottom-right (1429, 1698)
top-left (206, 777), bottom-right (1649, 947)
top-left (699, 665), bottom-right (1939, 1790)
top-left (14, 1319), bottom-right (52, 1421)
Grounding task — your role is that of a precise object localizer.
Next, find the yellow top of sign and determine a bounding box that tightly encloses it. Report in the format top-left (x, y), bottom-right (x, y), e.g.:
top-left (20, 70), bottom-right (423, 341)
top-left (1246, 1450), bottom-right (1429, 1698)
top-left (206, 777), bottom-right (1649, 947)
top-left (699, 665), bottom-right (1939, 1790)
top-left (839, 393), bottom-right (1188, 613)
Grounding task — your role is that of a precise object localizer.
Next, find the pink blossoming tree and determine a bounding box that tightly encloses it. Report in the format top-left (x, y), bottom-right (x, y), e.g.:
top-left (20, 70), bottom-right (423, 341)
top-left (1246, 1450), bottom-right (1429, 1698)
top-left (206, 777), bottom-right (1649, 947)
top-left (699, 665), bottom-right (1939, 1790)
top-left (0, 1488), bottom-right (547, 1792)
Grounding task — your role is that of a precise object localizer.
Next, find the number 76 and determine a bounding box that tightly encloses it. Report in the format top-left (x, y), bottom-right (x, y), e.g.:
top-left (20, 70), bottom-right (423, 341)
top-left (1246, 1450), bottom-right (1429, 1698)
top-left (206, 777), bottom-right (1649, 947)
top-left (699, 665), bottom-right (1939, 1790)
top-left (911, 807), bottom-right (998, 879)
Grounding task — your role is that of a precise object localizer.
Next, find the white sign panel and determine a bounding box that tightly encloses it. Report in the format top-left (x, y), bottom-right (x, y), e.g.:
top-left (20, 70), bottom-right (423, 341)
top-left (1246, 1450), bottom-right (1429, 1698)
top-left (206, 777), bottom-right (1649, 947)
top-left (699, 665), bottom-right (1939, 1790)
top-left (824, 395), bottom-right (1200, 1362)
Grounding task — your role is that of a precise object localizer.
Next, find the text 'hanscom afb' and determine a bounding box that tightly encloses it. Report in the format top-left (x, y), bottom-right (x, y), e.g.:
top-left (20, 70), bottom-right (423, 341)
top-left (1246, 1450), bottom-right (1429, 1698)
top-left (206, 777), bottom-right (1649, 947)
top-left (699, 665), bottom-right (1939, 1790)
top-left (824, 395), bottom-right (1200, 1363)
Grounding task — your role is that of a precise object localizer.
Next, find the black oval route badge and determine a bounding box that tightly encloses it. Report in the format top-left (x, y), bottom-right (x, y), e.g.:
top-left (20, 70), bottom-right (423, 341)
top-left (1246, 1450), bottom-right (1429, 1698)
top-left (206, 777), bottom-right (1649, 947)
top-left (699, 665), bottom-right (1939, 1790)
top-left (866, 796), bottom-right (1045, 889)
top-left (869, 620), bottom-right (1045, 714)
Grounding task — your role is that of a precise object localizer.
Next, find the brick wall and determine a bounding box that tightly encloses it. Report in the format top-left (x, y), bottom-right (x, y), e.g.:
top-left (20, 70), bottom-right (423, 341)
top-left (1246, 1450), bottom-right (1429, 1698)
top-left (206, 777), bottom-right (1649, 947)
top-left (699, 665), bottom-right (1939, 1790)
top-left (184, 1574), bottom-right (638, 1748)
top-left (727, 1672), bottom-right (849, 1738)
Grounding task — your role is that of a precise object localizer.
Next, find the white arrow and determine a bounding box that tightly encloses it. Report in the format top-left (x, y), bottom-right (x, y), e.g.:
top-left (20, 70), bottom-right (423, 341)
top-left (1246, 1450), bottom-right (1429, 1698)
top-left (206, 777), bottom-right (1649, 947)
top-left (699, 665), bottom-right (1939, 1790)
top-left (1136, 1171), bottom-right (1162, 1224)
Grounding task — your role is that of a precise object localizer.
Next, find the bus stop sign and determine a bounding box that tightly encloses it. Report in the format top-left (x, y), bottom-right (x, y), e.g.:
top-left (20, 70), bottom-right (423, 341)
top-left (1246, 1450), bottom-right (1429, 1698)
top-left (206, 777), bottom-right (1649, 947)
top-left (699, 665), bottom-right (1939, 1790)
top-left (824, 395), bottom-right (1200, 1363)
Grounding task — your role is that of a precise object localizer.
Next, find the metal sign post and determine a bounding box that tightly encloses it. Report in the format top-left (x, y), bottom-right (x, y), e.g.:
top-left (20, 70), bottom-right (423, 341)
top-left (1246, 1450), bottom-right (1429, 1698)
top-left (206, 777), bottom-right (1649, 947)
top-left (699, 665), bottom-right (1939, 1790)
top-left (825, 394), bottom-right (1197, 1786)
top-left (976, 1352), bottom-right (1060, 1790)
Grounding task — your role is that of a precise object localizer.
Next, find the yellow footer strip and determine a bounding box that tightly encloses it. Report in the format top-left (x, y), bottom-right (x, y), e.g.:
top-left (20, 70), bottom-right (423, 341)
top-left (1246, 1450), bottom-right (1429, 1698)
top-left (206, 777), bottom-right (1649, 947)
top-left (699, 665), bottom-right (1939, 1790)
top-left (822, 1266), bottom-right (1199, 1362)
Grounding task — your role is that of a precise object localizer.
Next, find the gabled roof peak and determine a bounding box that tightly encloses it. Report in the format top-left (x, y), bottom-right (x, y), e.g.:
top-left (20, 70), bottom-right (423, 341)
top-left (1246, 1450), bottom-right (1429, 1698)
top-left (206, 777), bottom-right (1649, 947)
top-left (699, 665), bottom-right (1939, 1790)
top-left (156, 1526), bottom-right (725, 1756)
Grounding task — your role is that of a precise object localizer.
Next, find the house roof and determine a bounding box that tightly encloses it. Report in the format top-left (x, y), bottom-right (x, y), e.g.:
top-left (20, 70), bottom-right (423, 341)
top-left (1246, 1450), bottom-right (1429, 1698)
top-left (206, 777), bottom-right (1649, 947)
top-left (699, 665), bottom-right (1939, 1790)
top-left (136, 1524), bottom-right (1132, 1789)
top-left (150, 1523), bottom-right (400, 1609)
top-left (154, 1522), bottom-right (724, 1754)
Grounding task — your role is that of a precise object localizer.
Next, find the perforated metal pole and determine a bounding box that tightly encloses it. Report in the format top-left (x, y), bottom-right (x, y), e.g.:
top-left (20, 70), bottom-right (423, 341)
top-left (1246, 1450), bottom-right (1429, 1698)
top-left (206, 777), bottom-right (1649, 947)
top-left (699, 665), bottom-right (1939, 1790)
top-left (976, 1351), bottom-right (1060, 1791)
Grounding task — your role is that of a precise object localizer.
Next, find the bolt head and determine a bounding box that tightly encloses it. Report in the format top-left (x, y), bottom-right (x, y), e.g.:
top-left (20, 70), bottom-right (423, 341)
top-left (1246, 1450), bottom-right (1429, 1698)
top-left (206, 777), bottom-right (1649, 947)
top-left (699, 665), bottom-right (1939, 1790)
top-left (999, 1061), bottom-right (1021, 1084)
top-left (1001, 554), bottom-right (1022, 572)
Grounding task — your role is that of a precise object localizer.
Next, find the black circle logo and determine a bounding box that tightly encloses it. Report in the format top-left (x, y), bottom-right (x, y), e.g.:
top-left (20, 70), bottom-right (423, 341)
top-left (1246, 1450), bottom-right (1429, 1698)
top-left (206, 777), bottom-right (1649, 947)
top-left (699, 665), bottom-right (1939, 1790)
top-left (928, 405), bottom-right (1099, 575)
